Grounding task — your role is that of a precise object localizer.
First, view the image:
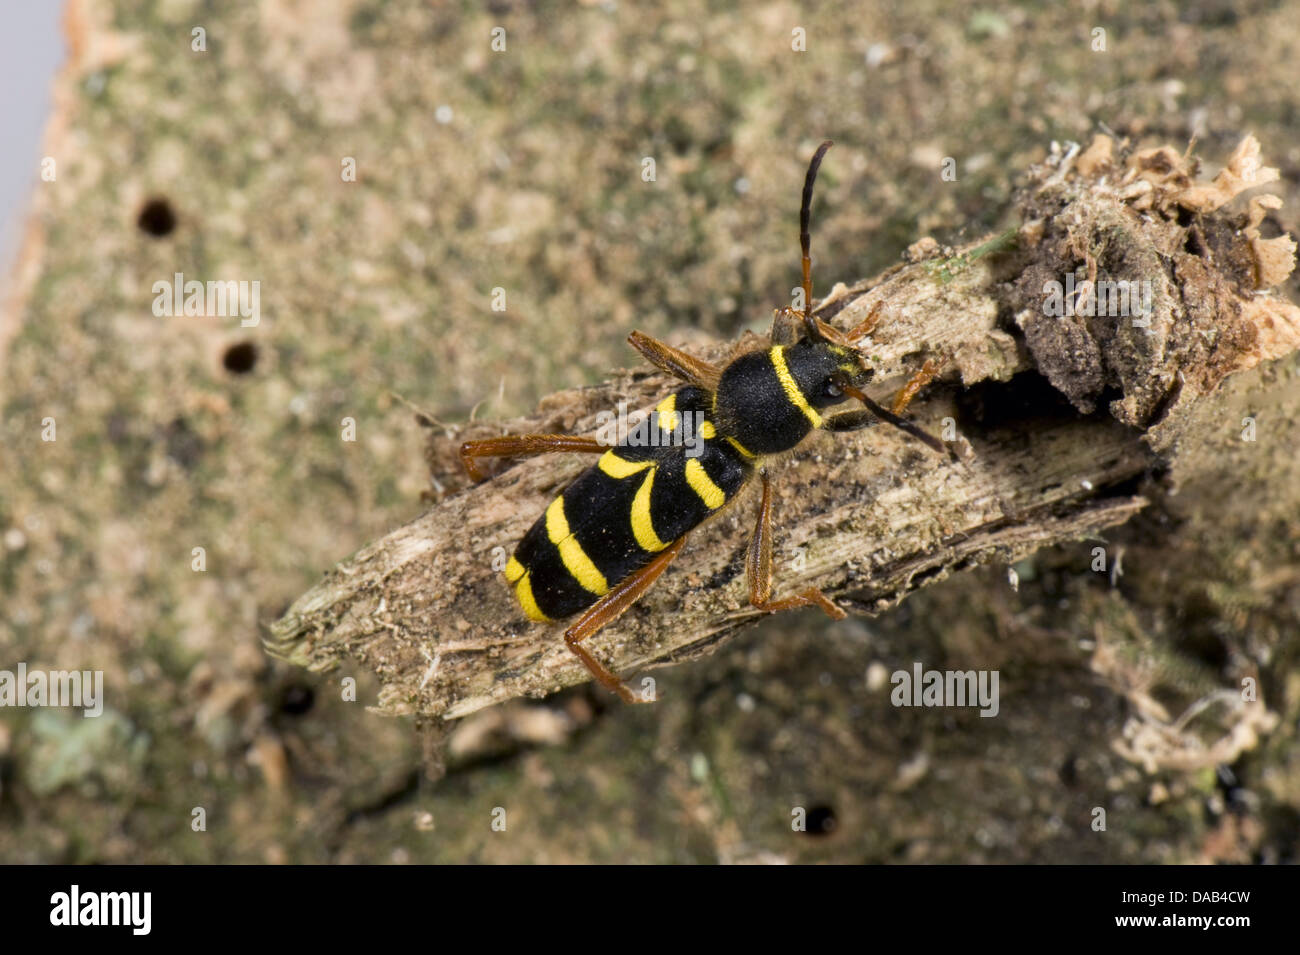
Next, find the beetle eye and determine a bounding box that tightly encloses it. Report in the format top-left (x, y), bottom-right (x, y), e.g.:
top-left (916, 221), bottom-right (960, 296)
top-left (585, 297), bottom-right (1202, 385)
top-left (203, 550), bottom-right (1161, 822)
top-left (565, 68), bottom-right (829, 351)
top-left (825, 381), bottom-right (843, 398)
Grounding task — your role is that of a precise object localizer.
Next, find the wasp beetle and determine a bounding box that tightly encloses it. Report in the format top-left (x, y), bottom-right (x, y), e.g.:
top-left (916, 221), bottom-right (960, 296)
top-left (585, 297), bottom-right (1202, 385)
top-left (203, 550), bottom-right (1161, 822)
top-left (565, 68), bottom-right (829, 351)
top-left (461, 142), bottom-right (951, 703)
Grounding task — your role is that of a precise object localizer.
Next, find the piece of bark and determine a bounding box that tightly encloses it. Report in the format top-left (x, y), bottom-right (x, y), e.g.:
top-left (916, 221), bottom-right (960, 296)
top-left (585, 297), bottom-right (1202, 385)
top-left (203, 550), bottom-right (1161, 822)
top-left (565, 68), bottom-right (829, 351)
top-left (266, 136), bottom-right (1300, 720)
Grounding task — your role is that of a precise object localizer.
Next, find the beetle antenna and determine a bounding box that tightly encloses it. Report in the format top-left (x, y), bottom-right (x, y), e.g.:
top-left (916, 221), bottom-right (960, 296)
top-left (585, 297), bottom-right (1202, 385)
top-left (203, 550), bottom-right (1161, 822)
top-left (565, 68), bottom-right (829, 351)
top-left (800, 140), bottom-right (834, 342)
top-left (843, 386), bottom-right (957, 461)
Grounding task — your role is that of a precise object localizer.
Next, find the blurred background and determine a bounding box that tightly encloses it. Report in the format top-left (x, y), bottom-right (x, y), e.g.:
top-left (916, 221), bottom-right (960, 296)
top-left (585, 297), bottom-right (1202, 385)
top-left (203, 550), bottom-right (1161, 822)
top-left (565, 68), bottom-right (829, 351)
top-left (1, 0), bottom-right (1297, 863)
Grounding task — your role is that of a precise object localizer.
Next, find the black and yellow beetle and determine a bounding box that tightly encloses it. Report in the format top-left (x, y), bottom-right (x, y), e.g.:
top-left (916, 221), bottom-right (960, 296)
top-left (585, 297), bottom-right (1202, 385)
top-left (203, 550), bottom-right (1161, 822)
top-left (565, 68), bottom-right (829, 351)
top-left (461, 142), bottom-right (951, 703)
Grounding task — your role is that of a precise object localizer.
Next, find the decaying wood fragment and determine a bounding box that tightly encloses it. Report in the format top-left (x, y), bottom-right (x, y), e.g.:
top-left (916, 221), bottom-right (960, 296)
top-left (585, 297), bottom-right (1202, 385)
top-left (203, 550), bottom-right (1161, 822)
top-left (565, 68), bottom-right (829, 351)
top-left (266, 136), bottom-right (1300, 720)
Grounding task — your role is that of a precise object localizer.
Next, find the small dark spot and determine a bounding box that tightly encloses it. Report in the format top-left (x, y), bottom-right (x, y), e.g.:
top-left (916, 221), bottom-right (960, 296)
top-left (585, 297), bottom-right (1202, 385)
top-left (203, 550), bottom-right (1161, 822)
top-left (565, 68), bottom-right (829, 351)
top-left (164, 417), bottom-right (203, 470)
top-left (1178, 0), bottom-right (1239, 28)
top-left (279, 684), bottom-right (315, 716)
top-left (1255, 215), bottom-right (1286, 241)
top-left (1146, 374), bottom-right (1185, 429)
top-left (1257, 806), bottom-right (1300, 864)
top-left (0, 754), bottom-right (12, 805)
top-left (664, 116), bottom-right (693, 156)
top-left (137, 198), bottom-right (177, 237)
top-left (1175, 627), bottom-right (1230, 672)
top-left (1059, 753), bottom-right (1080, 788)
top-left (1139, 152), bottom-right (1174, 175)
top-left (703, 543), bottom-right (748, 592)
top-left (908, 565), bottom-right (945, 589)
top-left (222, 341), bottom-right (258, 374)
top-left (106, 412), bottom-right (131, 443)
top-left (803, 805), bottom-right (838, 836)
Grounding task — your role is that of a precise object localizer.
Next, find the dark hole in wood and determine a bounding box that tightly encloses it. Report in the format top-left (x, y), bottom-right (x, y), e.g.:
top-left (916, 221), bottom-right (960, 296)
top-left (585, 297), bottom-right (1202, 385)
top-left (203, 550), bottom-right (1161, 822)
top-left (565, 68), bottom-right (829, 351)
top-left (804, 804), bottom-right (838, 836)
top-left (137, 197), bottom-right (177, 236)
top-left (279, 684), bottom-right (315, 716)
top-left (222, 341), bottom-right (258, 374)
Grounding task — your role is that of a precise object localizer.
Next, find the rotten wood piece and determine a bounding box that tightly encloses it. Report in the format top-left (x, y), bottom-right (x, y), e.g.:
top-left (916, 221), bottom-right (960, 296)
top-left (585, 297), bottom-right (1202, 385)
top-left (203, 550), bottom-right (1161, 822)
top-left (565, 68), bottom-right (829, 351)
top-left (266, 135), bottom-right (1300, 719)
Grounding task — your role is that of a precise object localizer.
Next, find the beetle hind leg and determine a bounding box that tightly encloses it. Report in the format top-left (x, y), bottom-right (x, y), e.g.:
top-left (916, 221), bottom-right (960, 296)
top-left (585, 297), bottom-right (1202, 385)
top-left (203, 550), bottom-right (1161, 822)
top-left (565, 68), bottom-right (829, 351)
top-left (563, 537), bottom-right (688, 703)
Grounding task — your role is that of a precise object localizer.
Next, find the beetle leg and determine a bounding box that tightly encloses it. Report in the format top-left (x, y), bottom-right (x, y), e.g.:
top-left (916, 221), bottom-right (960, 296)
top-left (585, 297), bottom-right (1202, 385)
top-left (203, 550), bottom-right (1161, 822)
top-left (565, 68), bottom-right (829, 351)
top-left (839, 387), bottom-right (954, 459)
top-left (891, 359), bottom-right (939, 415)
top-left (771, 306), bottom-right (805, 346)
top-left (459, 434), bottom-right (605, 483)
top-left (564, 536), bottom-right (688, 703)
top-left (842, 300), bottom-right (884, 342)
top-left (627, 330), bottom-right (720, 388)
top-left (747, 471), bottom-right (846, 619)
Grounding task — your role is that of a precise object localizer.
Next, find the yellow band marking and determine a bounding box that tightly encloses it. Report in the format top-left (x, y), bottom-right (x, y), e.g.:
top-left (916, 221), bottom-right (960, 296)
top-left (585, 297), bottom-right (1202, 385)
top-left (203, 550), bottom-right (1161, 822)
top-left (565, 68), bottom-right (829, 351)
top-left (769, 346), bottom-right (822, 428)
top-left (630, 467), bottom-right (669, 552)
top-left (699, 420), bottom-right (716, 440)
top-left (725, 436), bottom-right (755, 459)
top-left (656, 393), bottom-right (679, 432)
top-left (685, 458), bottom-right (726, 510)
top-left (504, 555), bottom-right (526, 583)
top-left (545, 497), bottom-right (608, 596)
top-left (544, 495), bottom-right (570, 543)
top-left (598, 450), bottom-right (652, 480)
top-left (514, 573), bottom-right (550, 622)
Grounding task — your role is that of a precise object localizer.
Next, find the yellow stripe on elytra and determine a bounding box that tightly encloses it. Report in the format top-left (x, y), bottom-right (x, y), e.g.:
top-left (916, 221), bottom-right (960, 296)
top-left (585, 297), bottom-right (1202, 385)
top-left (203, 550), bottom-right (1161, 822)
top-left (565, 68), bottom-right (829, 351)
top-left (699, 420), bottom-right (716, 440)
top-left (685, 458), bottom-right (726, 510)
top-left (504, 556), bottom-right (526, 583)
top-left (545, 497), bottom-right (608, 596)
top-left (770, 346), bottom-right (822, 428)
top-left (726, 436), bottom-right (755, 458)
top-left (514, 572), bottom-right (550, 622)
top-left (598, 450), bottom-right (653, 479)
top-left (630, 467), bottom-right (669, 552)
top-left (656, 393), bottom-right (679, 432)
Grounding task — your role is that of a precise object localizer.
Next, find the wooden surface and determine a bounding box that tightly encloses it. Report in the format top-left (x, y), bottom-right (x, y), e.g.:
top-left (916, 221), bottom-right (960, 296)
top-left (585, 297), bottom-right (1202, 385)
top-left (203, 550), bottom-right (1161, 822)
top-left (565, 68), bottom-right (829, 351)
top-left (268, 136), bottom-right (1299, 720)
